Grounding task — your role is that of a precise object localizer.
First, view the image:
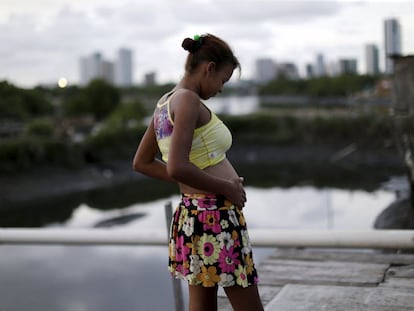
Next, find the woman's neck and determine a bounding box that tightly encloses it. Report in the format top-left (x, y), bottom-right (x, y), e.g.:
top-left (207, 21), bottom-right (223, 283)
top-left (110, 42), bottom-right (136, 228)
top-left (176, 73), bottom-right (201, 94)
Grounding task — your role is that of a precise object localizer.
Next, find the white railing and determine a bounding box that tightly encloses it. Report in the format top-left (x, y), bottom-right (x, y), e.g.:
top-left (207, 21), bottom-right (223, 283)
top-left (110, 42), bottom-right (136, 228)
top-left (2, 200), bottom-right (413, 248)
top-left (1, 228), bottom-right (414, 249)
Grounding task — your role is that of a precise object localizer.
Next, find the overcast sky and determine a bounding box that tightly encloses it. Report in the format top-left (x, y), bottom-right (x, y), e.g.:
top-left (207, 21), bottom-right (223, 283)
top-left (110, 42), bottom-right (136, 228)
top-left (1, 0), bottom-right (413, 88)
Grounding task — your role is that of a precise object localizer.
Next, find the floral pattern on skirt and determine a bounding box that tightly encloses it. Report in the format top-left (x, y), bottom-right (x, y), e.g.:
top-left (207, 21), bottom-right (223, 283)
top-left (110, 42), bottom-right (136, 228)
top-left (168, 193), bottom-right (259, 288)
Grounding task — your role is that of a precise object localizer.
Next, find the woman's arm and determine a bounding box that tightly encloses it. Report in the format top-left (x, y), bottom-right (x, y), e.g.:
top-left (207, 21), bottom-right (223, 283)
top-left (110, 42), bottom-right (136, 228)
top-left (167, 91), bottom-right (245, 206)
top-left (132, 119), bottom-right (175, 183)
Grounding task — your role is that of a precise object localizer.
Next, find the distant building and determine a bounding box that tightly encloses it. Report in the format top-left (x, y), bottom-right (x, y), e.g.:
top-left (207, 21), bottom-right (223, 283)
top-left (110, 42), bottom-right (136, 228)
top-left (326, 61), bottom-right (339, 77)
top-left (306, 63), bottom-right (315, 79)
top-left (276, 62), bottom-right (299, 80)
top-left (384, 18), bottom-right (402, 74)
top-left (338, 59), bottom-right (358, 75)
top-left (79, 52), bottom-right (115, 85)
top-left (255, 58), bottom-right (276, 84)
top-left (79, 57), bottom-right (90, 86)
top-left (80, 48), bottom-right (134, 86)
top-left (80, 52), bottom-right (102, 85)
top-left (144, 72), bottom-right (156, 86)
top-left (115, 48), bottom-right (133, 87)
top-left (365, 44), bottom-right (380, 75)
top-left (315, 53), bottom-right (326, 77)
top-left (102, 60), bottom-right (115, 84)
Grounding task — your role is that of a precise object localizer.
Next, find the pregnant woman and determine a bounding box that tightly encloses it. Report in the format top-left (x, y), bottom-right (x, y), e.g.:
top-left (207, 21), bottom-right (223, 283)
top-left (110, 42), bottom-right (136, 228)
top-left (133, 33), bottom-right (263, 311)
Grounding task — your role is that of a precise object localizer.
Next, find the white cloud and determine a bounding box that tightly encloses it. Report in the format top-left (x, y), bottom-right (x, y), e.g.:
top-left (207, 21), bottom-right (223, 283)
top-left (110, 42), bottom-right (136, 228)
top-left (171, 0), bottom-right (342, 24)
top-left (0, 0), bottom-right (414, 86)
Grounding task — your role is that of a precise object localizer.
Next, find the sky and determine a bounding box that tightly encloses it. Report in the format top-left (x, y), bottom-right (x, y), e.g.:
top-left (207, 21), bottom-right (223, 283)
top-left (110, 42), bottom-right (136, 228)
top-left (0, 0), bottom-right (413, 88)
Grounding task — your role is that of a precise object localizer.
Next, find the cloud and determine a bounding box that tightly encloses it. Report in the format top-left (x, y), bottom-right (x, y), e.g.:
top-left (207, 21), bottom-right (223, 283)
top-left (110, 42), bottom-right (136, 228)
top-left (171, 0), bottom-right (342, 24)
top-left (1, 0), bottom-right (414, 86)
top-left (0, 6), bottom-right (100, 84)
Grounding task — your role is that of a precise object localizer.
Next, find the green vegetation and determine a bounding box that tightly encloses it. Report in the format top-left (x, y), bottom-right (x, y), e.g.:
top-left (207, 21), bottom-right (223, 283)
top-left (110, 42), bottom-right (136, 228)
top-left (0, 81), bottom-right (53, 120)
top-left (258, 74), bottom-right (379, 97)
top-left (222, 112), bottom-right (394, 149)
top-left (0, 79), bottom-right (148, 172)
top-left (0, 75), bottom-right (396, 173)
top-left (62, 79), bottom-right (121, 120)
top-left (25, 118), bottom-right (55, 137)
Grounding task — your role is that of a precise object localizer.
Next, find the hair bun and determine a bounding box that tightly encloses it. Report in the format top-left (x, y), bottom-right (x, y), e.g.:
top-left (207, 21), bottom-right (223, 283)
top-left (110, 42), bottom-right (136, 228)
top-left (181, 36), bottom-right (203, 53)
top-left (181, 38), bottom-right (195, 52)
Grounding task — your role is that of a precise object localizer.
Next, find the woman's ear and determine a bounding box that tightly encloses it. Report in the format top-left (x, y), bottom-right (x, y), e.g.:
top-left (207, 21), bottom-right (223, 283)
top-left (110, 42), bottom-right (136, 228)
top-left (206, 61), bottom-right (216, 73)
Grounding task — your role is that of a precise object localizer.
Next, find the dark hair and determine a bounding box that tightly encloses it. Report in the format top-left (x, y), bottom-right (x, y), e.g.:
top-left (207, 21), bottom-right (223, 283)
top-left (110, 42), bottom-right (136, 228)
top-left (181, 33), bottom-right (241, 75)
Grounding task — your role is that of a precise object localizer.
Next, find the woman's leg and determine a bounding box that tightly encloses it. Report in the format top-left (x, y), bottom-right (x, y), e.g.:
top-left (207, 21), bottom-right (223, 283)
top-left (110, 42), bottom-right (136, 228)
top-left (224, 284), bottom-right (264, 311)
top-left (188, 285), bottom-right (218, 311)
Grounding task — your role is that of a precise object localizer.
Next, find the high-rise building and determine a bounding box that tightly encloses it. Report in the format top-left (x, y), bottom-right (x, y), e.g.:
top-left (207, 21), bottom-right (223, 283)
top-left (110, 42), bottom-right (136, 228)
top-left (306, 63), bottom-right (315, 79)
top-left (365, 44), bottom-right (380, 75)
top-left (255, 58), bottom-right (276, 84)
top-left (80, 52), bottom-right (102, 85)
top-left (102, 60), bottom-right (115, 84)
top-left (338, 59), bottom-right (358, 75)
top-left (79, 52), bottom-right (115, 85)
top-left (115, 48), bottom-right (133, 87)
top-left (326, 61), bottom-right (339, 77)
top-left (384, 18), bottom-right (402, 74)
top-left (315, 53), bottom-right (326, 77)
top-left (276, 63), bottom-right (299, 80)
top-left (144, 72), bottom-right (156, 86)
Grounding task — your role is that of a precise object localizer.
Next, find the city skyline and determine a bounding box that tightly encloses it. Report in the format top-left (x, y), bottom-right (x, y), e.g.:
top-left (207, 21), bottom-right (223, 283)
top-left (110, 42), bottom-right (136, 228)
top-left (1, 1), bottom-right (414, 87)
top-left (80, 48), bottom-right (133, 87)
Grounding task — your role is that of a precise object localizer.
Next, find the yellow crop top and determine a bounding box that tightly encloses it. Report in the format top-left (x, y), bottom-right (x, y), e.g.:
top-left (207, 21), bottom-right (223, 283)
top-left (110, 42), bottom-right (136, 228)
top-left (153, 98), bottom-right (232, 170)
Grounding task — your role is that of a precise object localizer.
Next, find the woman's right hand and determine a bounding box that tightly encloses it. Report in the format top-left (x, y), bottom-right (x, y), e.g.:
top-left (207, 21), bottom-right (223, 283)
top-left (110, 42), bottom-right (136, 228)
top-left (225, 177), bottom-right (246, 208)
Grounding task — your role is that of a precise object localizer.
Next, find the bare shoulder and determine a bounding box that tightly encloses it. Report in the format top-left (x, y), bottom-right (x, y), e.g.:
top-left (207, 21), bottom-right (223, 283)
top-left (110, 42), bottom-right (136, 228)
top-left (171, 89), bottom-right (200, 105)
top-left (170, 89), bottom-right (201, 117)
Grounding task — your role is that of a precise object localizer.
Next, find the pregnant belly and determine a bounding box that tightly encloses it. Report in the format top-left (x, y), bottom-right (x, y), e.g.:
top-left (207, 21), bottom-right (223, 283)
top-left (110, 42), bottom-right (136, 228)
top-left (179, 158), bottom-right (240, 194)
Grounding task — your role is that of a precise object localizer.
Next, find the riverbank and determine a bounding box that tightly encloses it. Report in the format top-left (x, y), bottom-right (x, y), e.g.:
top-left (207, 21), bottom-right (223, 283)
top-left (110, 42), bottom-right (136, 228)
top-left (0, 160), bottom-right (144, 207)
top-left (0, 143), bottom-right (405, 210)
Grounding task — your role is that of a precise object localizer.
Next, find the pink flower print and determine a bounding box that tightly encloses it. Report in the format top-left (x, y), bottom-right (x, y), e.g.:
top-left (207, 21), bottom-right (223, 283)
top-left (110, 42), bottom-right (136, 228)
top-left (175, 235), bottom-right (190, 263)
top-left (198, 211), bottom-right (221, 233)
top-left (154, 106), bottom-right (173, 140)
top-left (176, 263), bottom-right (189, 276)
top-left (182, 197), bottom-right (191, 207)
top-left (172, 210), bottom-right (181, 228)
top-left (218, 246), bottom-right (240, 273)
top-left (197, 198), bottom-right (212, 209)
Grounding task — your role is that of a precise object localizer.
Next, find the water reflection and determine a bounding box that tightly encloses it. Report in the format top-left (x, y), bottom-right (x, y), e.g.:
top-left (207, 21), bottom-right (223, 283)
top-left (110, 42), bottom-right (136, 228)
top-left (0, 245), bottom-right (173, 311)
top-left (60, 186), bottom-right (395, 231)
top-left (0, 179), bottom-right (177, 228)
top-left (208, 95), bottom-right (259, 115)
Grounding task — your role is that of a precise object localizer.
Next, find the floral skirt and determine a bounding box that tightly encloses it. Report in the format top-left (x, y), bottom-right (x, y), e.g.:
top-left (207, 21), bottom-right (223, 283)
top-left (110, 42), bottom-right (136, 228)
top-left (168, 193), bottom-right (259, 288)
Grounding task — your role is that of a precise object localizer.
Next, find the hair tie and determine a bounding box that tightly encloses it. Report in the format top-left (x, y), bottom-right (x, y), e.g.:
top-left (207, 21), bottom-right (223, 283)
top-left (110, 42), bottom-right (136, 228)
top-left (192, 34), bottom-right (203, 51)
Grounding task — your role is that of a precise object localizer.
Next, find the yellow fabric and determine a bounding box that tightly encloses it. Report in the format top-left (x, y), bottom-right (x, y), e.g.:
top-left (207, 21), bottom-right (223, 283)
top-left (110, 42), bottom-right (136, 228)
top-left (154, 100), bottom-right (232, 170)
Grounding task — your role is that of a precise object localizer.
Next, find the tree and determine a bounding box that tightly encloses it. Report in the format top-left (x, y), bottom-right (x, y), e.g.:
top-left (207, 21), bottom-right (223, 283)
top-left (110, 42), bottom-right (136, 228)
top-left (0, 81), bottom-right (53, 119)
top-left (61, 79), bottom-right (121, 120)
top-left (103, 100), bottom-right (147, 130)
top-left (84, 79), bottom-right (121, 120)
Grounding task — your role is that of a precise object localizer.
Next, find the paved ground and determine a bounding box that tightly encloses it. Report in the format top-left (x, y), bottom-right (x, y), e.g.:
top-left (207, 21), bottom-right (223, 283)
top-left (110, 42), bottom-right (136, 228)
top-left (217, 248), bottom-right (414, 311)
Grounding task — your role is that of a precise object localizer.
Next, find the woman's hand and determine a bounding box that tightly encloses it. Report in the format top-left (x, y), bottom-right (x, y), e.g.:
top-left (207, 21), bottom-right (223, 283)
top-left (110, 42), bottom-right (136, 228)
top-left (225, 177), bottom-right (246, 209)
